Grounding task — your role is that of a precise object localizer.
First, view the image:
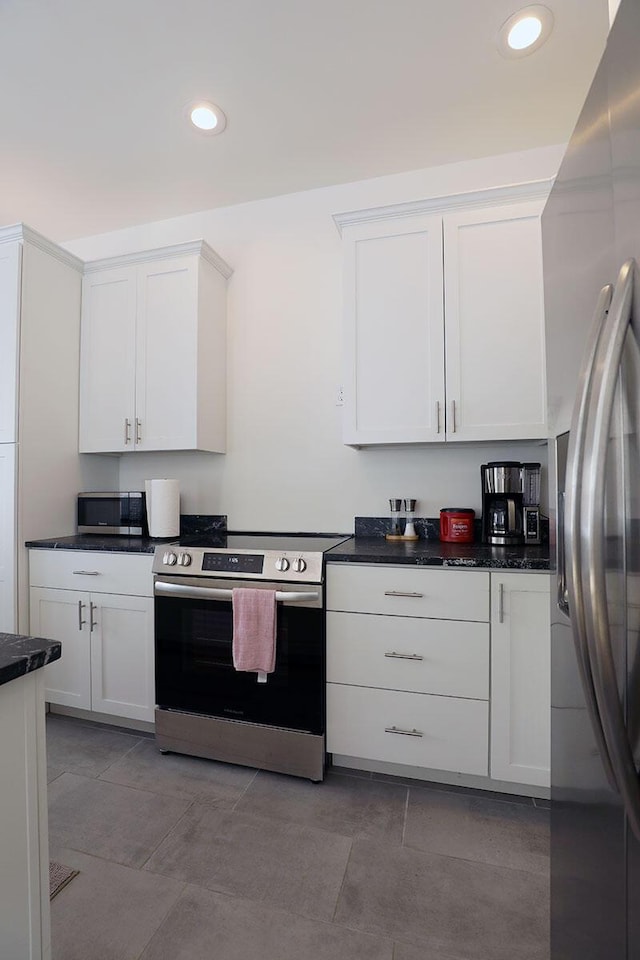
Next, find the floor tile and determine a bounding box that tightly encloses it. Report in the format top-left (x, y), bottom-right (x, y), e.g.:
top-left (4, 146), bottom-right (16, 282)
top-left (99, 738), bottom-right (257, 805)
top-left (534, 797), bottom-right (551, 809)
top-left (48, 773), bottom-right (191, 868)
top-left (404, 785), bottom-right (549, 874)
top-left (373, 773), bottom-right (534, 805)
top-left (393, 944), bottom-right (469, 960)
top-left (234, 768), bottom-right (407, 842)
top-left (144, 803), bottom-right (352, 921)
top-left (334, 838), bottom-right (549, 960)
top-left (46, 714), bottom-right (142, 778)
top-left (140, 884), bottom-right (393, 960)
top-left (49, 847), bottom-right (184, 960)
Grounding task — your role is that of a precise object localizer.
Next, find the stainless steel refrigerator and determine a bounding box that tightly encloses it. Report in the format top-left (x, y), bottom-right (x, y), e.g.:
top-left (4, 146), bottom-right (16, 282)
top-left (543, 1), bottom-right (640, 957)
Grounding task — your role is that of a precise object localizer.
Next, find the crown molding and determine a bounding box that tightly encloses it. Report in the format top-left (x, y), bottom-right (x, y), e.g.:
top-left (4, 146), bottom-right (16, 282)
top-left (83, 238), bottom-right (233, 279)
top-left (333, 178), bottom-right (555, 233)
top-left (0, 223), bottom-right (84, 272)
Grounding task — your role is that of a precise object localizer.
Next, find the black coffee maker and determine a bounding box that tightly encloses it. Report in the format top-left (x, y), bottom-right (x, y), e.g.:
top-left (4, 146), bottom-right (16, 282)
top-left (481, 461), bottom-right (524, 545)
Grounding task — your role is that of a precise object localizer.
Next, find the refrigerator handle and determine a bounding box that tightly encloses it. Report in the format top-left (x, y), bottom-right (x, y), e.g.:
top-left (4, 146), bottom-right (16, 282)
top-left (581, 259), bottom-right (640, 839)
top-left (565, 282), bottom-right (618, 790)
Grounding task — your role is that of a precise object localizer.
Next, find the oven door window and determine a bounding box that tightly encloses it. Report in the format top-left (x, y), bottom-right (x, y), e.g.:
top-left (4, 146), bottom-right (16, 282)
top-left (155, 595), bottom-right (323, 734)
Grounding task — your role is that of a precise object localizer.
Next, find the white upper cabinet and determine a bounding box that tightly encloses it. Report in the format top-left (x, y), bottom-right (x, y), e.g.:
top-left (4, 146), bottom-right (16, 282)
top-left (443, 201), bottom-right (547, 442)
top-left (336, 188), bottom-right (548, 445)
top-left (342, 214), bottom-right (445, 444)
top-left (0, 241), bottom-right (21, 444)
top-left (79, 240), bottom-right (232, 454)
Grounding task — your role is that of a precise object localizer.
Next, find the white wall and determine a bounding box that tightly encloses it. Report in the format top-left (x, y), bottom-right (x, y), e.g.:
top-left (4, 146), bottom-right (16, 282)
top-left (64, 145), bottom-right (563, 533)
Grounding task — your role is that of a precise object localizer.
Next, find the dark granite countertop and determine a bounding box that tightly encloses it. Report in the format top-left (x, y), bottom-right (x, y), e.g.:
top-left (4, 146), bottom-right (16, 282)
top-left (25, 534), bottom-right (173, 554)
top-left (0, 633), bottom-right (61, 688)
top-left (325, 536), bottom-right (550, 570)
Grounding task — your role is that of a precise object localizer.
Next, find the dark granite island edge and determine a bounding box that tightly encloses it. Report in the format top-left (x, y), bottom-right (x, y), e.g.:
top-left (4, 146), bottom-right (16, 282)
top-left (0, 634), bottom-right (61, 688)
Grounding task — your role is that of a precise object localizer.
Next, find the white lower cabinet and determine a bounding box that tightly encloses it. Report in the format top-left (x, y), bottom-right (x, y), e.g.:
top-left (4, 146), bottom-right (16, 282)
top-left (490, 572), bottom-right (551, 788)
top-left (326, 563), bottom-right (551, 793)
top-left (326, 564), bottom-right (490, 777)
top-left (29, 551), bottom-right (154, 723)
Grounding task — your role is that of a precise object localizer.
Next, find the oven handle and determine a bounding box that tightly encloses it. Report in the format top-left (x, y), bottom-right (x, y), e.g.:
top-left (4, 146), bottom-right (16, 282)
top-left (154, 581), bottom-right (320, 604)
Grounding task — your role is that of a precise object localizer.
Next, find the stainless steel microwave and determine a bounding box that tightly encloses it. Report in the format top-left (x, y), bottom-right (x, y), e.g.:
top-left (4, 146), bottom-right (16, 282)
top-left (77, 492), bottom-right (146, 536)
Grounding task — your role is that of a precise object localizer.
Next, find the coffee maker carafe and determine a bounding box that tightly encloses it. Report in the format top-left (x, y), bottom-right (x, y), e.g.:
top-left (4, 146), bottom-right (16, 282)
top-left (481, 461), bottom-right (524, 545)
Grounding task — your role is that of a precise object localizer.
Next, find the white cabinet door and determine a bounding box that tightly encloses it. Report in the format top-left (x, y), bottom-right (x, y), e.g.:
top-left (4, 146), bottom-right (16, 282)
top-left (90, 593), bottom-right (155, 722)
top-left (490, 572), bottom-right (550, 787)
top-left (443, 201), bottom-right (547, 441)
top-left (79, 267), bottom-right (137, 453)
top-left (31, 587), bottom-right (91, 710)
top-left (0, 242), bottom-right (21, 444)
top-left (135, 256), bottom-right (198, 451)
top-left (0, 445), bottom-right (16, 633)
top-left (342, 215), bottom-right (445, 445)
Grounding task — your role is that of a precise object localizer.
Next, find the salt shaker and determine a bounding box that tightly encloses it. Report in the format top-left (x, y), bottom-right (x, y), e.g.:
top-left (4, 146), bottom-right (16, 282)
top-left (403, 499), bottom-right (419, 540)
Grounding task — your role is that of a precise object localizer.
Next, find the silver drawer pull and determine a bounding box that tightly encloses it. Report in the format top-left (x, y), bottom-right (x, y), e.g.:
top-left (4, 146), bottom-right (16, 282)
top-left (384, 590), bottom-right (424, 598)
top-left (384, 726), bottom-right (423, 738)
top-left (384, 651), bottom-right (424, 661)
top-left (72, 570), bottom-right (101, 576)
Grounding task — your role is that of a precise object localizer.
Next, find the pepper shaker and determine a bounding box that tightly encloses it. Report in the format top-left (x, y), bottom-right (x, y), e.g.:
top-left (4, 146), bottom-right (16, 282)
top-left (386, 499), bottom-right (404, 540)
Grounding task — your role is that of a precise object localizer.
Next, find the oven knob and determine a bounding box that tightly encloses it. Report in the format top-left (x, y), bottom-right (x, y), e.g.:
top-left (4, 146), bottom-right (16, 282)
top-left (164, 552), bottom-right (178, 566)
top-left (293, 558), bottom-right (307, 573)
top-left (275, 557), bottom-right (290, 572)
top-left (178, 552), bottom-right (192, 566)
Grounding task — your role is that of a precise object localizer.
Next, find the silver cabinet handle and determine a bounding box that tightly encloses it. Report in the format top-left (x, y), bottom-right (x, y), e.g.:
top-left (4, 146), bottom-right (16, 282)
top-left (565, 282), bottom-right (616, 790)
top-left (384, 726), bottom-right (423, 738)
top-left (384, 590), bottom-right (424, 598)
top-left (450, 400), bottom-right (457, 433)
top-left (136, 418), bottom-right (142, 444)
top-left (89, 601), bottom-right (98, 632)
top-left (384, 651), bottom-right (424, 661)
top-left (436, 400), bottom-right (441, 434)
top-left (580, 259), bottom-right (640, 839)
top-left (498, 583), bottom-right (504, 623)
top-left (124, 418), bottom-right (132, 444)
top-left (73, 570), bottom-right (101, 576)
top-left (77, 600), bottom-right (86, 631)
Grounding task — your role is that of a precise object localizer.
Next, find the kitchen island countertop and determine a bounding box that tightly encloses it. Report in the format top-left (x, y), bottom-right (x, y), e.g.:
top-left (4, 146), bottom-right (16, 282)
top-left (0, 633), bottom-right (61, 688)
top-left (324, 536), bottom-right (550, 570)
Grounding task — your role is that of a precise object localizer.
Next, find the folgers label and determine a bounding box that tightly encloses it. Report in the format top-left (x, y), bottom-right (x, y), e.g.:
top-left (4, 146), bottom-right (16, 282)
top-left (439, 508), bottom-right (475, 543)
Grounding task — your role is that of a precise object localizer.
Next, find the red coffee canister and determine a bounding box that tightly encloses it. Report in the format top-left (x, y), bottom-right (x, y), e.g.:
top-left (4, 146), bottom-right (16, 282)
top-left (439, 508), bottom-right (475, 543)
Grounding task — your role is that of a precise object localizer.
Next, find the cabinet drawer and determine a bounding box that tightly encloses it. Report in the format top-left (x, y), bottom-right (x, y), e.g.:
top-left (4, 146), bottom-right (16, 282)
top-left (29, 550), bottom-right (153, 597)
top-left (327, 564), bottom-right (489, 621)
top-left (327, 612), bottom-right (489, 699)
top-left (327, 684), bottom-right (488, 776)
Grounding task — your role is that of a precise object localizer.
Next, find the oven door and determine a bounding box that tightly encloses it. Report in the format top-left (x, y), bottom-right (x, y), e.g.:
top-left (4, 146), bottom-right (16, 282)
top-left (154, 576), bottom-right (324, 735)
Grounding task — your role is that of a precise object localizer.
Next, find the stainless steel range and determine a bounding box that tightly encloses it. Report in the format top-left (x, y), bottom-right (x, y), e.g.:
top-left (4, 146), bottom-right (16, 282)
top-left (152, 533), bottom-right (349, 781)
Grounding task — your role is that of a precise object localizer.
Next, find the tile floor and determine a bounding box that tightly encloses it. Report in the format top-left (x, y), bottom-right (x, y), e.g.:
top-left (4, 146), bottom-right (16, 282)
top-left (46, 714), bottom-right (550, 960)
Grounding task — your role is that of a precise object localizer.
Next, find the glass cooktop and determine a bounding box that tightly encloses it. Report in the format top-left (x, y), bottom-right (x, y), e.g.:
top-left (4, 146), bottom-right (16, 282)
top-left (176, 533), bottom-right (351, 553)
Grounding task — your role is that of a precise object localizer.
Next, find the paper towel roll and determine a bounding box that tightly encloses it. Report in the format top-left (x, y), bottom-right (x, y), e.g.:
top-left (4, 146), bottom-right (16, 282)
top-left (145, 479), bottom-right (180, 538)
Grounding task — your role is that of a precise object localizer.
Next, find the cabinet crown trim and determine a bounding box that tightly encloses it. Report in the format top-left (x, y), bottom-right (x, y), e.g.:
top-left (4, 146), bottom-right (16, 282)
top-left (0, 223), bottom-right (84, 273)
top-left (83, 239), bottom-right (233, 279)
top-left (332, 178), bottom-right (554, 233)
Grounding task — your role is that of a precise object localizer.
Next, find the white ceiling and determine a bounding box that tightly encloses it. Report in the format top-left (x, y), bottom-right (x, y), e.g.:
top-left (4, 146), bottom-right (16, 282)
top-left (0, 0), bottom-right (608, 241)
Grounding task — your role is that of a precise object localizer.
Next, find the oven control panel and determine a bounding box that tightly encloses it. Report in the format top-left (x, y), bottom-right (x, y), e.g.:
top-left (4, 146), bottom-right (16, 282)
top-left (153, 548), bottom-right (324, 582)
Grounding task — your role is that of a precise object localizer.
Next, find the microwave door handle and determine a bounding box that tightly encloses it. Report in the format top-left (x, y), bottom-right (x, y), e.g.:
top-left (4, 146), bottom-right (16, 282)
top-left (154, 581), bottom-right (320, 604)
top-left (565, 281), bottom-right (618, 790)
top-left (582, 260), bottom-right (640, 837)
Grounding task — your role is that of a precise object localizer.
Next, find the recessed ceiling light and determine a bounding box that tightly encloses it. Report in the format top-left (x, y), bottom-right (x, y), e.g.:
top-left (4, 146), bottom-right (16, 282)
top-left (498, 5), bottom-right (554, 58)
top-left (187, 101), bottom-right (227, 135)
